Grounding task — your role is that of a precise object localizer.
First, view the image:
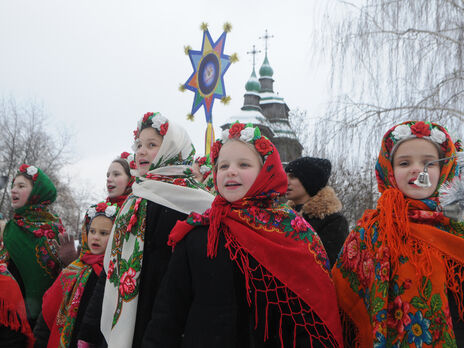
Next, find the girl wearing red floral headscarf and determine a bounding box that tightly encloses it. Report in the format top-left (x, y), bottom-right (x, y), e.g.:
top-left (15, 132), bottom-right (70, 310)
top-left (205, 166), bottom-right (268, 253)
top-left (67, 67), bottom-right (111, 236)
top-left (332, 121), bottom-right (464, 347)
top-left (34, 202), bottom-right (119, 348)
top-left (141, 122), bottom-right (343, 348)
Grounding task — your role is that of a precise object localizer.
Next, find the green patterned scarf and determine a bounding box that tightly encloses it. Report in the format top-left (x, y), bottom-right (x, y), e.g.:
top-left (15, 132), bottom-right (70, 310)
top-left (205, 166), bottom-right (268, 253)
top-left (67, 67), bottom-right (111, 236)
top-left (2, 164), bottom-right (64, 320)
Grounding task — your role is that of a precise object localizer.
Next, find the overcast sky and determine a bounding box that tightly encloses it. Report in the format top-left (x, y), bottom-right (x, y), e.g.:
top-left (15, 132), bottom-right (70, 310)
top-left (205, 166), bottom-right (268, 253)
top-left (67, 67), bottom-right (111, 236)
top-left (0, 0), bottom-right (335, 199)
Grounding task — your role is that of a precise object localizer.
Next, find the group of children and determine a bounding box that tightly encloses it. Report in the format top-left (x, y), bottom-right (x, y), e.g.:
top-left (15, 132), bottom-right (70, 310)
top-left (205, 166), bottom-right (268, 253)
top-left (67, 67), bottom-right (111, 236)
top-left (0, 114), bottom-right (463, 348)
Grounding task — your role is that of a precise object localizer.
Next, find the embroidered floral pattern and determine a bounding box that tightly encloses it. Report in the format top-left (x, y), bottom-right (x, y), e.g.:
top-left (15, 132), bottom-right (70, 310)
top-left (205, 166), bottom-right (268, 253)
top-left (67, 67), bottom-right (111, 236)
top-left (107, 197), bottom-right (146, 327)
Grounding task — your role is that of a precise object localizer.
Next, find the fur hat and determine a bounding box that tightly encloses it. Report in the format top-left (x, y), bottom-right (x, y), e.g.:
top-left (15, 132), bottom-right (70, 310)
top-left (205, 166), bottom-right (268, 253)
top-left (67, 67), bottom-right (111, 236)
top-left (285, 157), bottom-right (332, 196)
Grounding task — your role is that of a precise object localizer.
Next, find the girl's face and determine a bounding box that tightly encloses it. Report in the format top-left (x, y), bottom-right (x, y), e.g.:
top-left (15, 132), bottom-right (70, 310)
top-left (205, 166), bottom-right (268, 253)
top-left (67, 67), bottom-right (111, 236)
top-left (88, 215), bottom-right (113, 255)
top-left (11, 175), bottom-right (33, 209)
top-left (393, 138), bottom-right (440, 200)
top-left (216, 141), bottom-right (262, 202)
top-left (136, 127), bottom-right (163, 176)
top-left (106, 162), bottom-right (130, 198)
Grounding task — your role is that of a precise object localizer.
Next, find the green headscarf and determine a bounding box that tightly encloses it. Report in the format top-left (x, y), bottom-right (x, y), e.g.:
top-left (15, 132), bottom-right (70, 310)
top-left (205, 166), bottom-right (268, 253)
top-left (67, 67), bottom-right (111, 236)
top-left (2, 164), bottom-right (64, 321)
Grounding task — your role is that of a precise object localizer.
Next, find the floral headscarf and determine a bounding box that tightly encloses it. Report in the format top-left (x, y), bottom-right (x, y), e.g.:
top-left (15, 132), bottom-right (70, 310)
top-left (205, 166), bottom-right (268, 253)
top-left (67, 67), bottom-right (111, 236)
top-left (42, 202), bottom-right (118, 348)
top-left (168, 122), bottom-right (344, 347)
top-left (101, 112), bottom-right (214, 347)
top-left (1, 164), bottom-right (65, 321)
top-left (332, 121), bottom-right (464, 347)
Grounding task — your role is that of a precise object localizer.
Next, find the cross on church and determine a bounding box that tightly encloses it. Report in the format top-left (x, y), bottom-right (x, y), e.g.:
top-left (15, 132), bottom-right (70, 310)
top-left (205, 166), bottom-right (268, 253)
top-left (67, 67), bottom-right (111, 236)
top-left (246, 45), bottom-right (261, 69)
top-left (259, 29), bottom-right (274, 53)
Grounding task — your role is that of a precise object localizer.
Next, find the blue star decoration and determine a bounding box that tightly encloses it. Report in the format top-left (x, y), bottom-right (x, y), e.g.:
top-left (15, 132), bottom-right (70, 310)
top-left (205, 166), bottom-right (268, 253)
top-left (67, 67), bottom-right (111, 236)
top-left (184, 29), bottom-right (231, 123)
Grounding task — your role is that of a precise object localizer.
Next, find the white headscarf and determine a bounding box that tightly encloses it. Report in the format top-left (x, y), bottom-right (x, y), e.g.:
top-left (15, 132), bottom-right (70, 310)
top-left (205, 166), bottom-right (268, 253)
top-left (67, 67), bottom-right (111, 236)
top-left (101, 114), bottom-right (214, 347)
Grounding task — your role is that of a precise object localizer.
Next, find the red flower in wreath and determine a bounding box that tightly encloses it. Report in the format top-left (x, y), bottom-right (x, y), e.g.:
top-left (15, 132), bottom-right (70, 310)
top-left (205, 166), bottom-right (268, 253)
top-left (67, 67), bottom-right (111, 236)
top-left (210, 141), bottom-right (222, 163)
top-left (228, 123), bottom-right (245, 138)
top-left (133, 129), bottom-right (139, 140)
top-left (159, 123), bottom-right (169, 136)
top-left (410, 121), bottom-right (431, 137)
top-left (96, 202), bottom-right (108, 213)
top-left (130, 161), bottom-right (137, 169)
top-left (120, 152), bottom-right (130, 159)
top-left (142, 112), bottom-right (153, 123)
top-left (173, 178), bottom-right (187, 187)
top-left (19, 164), bottom-right (29, 173)
top-left (17, 219), bottom-right (24, 227)
top-left (254, 137), bottom-right (273, 156)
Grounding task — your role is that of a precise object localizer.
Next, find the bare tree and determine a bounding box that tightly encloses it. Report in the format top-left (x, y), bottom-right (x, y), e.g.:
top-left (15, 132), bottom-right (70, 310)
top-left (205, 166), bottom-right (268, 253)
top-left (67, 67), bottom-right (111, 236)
top-left (289, 109), bottom-right (380, 227)
top-left (312, 0), bottom-right (464, 157)
top-left (291, 0), bottom-right (464, 226)
top-left (0, 97), bottom-right (93, 235)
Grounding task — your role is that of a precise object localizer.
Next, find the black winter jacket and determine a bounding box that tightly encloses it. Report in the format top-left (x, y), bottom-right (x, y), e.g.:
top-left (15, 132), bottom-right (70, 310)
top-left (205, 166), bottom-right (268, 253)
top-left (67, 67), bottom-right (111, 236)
top-left (142, 226), bottom-right (330, 348)
top-left (288, 186), bottom-right (348, 267)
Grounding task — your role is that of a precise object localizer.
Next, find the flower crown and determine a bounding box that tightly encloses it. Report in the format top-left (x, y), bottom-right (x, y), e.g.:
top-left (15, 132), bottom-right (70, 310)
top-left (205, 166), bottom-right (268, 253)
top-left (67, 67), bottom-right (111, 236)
top-left (18, 164), bottom-right (39, 181)
top-left (210, 122), bottom-right (274, 164)
top-left (385, 121), bottom-right (449, 156)
top-left (133, 112), bottom-right (169, 141)
top-left (119, 151), bottom-right (137, 170)
top-left (194, 155), bottom-right (212, 179)
top-left (87, 202), bottom-right (119, 220)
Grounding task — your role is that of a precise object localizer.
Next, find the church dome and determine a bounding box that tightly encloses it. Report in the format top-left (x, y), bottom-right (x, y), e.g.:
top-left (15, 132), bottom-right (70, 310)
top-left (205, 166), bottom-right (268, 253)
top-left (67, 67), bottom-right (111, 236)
top-left (259, 54), bottom-right (274, 78)
top-left (245, 68), bottom-right (261, 92)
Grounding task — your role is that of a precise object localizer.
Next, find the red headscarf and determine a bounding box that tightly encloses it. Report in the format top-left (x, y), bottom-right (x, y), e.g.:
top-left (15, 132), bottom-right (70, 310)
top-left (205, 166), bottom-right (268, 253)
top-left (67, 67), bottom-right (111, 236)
top-left (42, 202), bottom-right (118, 348)
top-left (0, 262), bottom-right (34, 348)
top-left (169, 122), bottom-right (343, 347)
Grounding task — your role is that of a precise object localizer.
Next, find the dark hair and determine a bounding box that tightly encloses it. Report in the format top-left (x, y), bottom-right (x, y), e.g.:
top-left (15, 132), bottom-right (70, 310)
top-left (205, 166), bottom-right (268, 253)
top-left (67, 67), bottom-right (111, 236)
top-left (111, 158), bottom-right (131, 177)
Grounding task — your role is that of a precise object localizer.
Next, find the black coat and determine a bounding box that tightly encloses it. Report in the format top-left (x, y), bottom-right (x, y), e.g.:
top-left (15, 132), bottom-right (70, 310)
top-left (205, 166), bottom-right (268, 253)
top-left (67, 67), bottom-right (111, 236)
top-left (142, 226), bottom-right (330, 348)
top-left (302, 212), bottom-right (348, 268)
top-left (289, 186), bottom-right (348, 268)
top-left (77, 201), bottom-right (186, 348)
top-left (0, 325), bottom-right (27, 348)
